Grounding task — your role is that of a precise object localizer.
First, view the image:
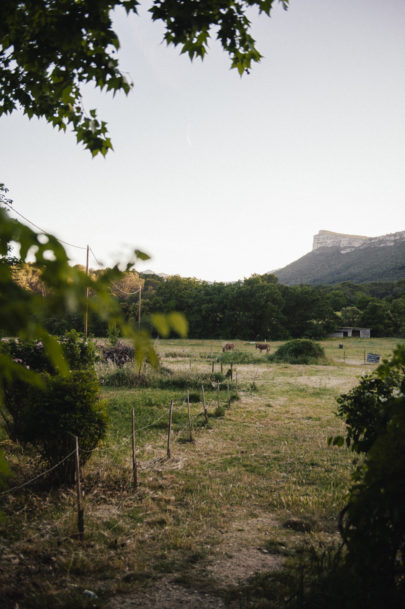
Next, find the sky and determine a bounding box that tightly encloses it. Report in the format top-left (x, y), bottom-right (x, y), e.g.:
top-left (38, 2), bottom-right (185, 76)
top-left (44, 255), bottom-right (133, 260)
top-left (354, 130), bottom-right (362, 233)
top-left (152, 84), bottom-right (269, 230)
top-left (1, 0), bottom-right (405, 282)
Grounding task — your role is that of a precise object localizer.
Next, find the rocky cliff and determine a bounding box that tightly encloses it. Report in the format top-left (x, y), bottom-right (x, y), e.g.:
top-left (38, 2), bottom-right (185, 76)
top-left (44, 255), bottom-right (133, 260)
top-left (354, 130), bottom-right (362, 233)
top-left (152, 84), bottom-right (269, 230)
top-left (312, 230), bottom-right (405, 254)
top-left (275, 229), bottom-right (405, 285)
top-left (313, 230), bottom-right (369, 252)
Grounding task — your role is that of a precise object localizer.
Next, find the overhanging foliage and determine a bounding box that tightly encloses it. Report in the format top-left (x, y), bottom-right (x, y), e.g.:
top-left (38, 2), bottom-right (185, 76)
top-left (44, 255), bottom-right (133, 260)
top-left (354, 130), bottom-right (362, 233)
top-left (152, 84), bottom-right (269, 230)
top-left (1, 0), bottom-right (288, 154)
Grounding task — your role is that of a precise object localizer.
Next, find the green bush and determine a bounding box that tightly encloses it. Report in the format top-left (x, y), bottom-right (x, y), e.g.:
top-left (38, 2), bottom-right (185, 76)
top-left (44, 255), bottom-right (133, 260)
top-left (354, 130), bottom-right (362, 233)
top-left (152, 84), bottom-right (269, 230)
top-left (1, 331), bottom-right (103, 485)
top-left (269, 339), bottom-right (326, 365)
top-left (0, 330), bottom-right (96, 373)
top-left (332, 345), bottom-right (405, 604)
top-left (59, 329), bottom-right (97, 369)
top-left (3, 370), bottom-right (107, 485)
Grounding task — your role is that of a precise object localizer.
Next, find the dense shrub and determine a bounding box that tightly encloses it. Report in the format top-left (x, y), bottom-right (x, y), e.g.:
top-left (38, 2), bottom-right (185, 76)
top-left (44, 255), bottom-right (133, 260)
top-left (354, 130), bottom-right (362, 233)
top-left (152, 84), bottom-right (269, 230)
top-left (59, 329), bottom-right (97, 369)
top-left (0, 329), bottom-right (96, 373)
top-left (3, 370), bottom-right (107, 484)
top-left (1, 331), bottom-right (103, 485)
top-left (269, 339), bottom-right (326, 364)
top-left (101, 341), bottom-right (135, 367)
top-left (332, 345), bottom-right (405, 605)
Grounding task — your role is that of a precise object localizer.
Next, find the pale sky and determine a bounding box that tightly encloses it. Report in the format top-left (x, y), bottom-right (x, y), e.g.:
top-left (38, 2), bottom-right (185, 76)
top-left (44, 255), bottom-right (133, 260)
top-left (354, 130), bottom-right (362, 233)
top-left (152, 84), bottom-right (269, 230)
top-left (2, 0), bottom-right (404, 282)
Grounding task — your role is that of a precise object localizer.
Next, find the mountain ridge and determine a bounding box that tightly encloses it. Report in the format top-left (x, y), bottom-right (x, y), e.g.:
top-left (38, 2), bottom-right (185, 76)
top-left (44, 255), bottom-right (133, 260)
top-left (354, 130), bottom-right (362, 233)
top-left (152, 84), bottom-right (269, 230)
top-left (274, 230), bottom-right (405, 285)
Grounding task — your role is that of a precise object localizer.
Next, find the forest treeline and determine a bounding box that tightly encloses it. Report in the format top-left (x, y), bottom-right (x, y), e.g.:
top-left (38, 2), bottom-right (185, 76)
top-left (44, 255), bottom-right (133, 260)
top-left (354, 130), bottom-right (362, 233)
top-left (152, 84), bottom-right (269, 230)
top-left (10, 264), bottom-right (405, 340)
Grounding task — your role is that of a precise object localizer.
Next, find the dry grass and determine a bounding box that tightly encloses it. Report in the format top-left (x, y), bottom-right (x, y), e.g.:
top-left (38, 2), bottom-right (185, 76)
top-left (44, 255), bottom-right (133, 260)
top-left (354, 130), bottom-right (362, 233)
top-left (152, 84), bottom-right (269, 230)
top-left (0, 337), bottom-right (403, 608)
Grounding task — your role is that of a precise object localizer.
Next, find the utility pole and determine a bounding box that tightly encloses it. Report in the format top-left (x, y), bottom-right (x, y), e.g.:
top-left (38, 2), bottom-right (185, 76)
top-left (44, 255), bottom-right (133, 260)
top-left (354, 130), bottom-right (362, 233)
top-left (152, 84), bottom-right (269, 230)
top-left (138, 285), bottom-right (142, 329)
top-left (84, 244), bottom-right (89, 337)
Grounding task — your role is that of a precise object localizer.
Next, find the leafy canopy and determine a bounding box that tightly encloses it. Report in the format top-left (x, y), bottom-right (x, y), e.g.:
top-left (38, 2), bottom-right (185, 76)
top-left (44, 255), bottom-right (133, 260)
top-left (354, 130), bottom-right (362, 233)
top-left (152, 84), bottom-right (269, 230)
top-left (0, 0), bottom-right (288, 155)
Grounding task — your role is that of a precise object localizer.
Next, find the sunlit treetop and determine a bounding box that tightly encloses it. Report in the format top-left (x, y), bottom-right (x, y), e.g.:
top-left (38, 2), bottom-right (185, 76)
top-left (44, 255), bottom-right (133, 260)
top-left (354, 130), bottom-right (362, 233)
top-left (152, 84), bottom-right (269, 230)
top-left (0, 0), bottom-right (288, 156)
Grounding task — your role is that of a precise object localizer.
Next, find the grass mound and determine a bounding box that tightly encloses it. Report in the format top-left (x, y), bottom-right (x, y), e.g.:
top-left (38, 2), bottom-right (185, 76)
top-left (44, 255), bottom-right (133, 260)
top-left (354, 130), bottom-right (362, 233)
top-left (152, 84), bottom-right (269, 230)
top-left (269, 339), bottom-right (326, 365)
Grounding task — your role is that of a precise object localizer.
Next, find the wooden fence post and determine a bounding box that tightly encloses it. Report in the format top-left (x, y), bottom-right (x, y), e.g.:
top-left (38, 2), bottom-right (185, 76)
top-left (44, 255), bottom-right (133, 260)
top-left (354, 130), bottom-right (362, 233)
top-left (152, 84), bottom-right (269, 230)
top-left (227, 381), bottom-right (230, 407)
top-left (217, 383), bottom-right (220, 409)
top-left (236, 371), bottom-right (238, 393)
top-left (230, 363), bottom-right (233, 380)
top-left (211, 361), bottom-right (215, 374)
top-left (167, 401), bottom-right (174, 458)
top-left (132, 408), bottom-right (138, 490)
top-left (202, 383), bottom-right (208, 424)
top-left (220, 362), bottom-right (223, 374)
top-left (187, 390), bottom-right (193, 442)
top-left (74, 435), bottom-right (84, 541)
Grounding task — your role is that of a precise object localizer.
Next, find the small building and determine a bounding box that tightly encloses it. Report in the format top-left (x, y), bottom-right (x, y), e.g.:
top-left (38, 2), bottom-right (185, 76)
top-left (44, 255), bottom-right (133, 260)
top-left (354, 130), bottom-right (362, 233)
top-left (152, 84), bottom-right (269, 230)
top-left (329, 327), bottom-right (371, 338)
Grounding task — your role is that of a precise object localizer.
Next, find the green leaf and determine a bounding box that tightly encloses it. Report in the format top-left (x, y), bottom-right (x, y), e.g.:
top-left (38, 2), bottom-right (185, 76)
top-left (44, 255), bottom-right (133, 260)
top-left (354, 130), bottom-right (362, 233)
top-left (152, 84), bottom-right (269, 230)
top-left (135, 249), bottom-right (150, 261)
top-left (168, 312), bottom-right (188, 337)
top-left (151, 313), bottom-right (170, 337)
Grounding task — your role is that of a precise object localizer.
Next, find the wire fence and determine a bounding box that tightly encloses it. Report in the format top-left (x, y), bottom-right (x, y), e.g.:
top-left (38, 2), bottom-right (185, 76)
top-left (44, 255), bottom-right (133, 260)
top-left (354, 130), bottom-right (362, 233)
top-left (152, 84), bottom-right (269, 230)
top-left (0, 370), bottom-right (338, 494)
top-left (0, 450), bottom-right (76, 497)
top-left (0, 367), bottom-right (339, 538)
top-left (0, 382), bottom-right (241, 501)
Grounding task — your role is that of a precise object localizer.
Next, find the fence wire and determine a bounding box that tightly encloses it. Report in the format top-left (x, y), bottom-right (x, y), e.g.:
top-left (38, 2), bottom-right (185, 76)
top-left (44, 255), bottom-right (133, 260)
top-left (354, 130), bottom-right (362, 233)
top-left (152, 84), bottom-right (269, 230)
top-left (0, 382), bottom-right (271, 500)
top-left (0, 449), bottom-right (76, 497)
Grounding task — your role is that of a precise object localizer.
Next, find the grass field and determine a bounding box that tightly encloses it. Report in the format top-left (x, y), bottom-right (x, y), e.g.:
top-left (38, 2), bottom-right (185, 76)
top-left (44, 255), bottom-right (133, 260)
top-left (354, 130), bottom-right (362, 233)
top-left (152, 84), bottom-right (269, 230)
top-left (0, 337), bottom-right (403, 608)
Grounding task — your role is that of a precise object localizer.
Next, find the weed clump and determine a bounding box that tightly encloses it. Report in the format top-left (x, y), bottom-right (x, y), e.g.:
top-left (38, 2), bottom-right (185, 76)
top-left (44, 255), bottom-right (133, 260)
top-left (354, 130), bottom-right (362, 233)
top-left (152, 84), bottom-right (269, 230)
top-left (185, 391), bottom-right (200, 403)
top-left (212, 406), bottom-right (226, 417)
top-left (101, 367), bottom-right (149, 387)
top-left (102, 368), bottom-right (228, 390)
top-left (218, 351), bottom-right (257, 364)
top-left (269, 339), bottom-right (326, 365)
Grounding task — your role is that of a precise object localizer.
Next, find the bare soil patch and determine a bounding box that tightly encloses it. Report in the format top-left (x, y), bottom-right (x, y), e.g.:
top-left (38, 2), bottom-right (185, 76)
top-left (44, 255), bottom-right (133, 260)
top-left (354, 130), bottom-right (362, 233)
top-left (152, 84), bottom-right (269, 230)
top-left (106, 579), bottom-right (225, 609)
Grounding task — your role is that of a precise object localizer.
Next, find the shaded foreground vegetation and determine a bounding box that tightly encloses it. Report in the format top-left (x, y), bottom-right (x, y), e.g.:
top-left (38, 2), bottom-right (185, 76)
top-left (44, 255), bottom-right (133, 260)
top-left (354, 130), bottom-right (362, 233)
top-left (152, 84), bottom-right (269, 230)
top-left (1, 337), bottom-right (403, 608)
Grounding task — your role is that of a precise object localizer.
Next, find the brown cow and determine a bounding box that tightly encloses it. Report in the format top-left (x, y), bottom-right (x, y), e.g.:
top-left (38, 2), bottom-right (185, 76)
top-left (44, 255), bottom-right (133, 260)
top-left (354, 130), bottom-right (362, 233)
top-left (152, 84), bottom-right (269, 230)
top-left (255, 343), bottom-right (270, 353)
top-left (222, 343), bottom-right (235, 352)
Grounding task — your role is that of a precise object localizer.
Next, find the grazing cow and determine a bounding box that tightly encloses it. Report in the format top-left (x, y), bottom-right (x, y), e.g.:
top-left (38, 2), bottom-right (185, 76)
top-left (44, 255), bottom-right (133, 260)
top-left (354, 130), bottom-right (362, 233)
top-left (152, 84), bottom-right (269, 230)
top-left (255, 343), bottom-right (270, 353)
top-left (222, 343), bottom-right (235, 352)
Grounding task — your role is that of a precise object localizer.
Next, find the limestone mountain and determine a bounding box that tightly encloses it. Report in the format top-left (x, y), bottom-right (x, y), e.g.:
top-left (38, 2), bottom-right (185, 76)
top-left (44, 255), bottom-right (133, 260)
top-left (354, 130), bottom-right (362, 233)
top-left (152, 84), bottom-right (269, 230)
top-left (275, 230), bottom-right (405, 285)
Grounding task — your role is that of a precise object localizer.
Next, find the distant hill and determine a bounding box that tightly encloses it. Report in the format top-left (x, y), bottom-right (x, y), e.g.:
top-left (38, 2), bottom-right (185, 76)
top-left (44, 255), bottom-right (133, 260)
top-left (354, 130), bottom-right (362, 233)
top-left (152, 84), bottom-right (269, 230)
top-left (275, 230), bottom-right (405, 285)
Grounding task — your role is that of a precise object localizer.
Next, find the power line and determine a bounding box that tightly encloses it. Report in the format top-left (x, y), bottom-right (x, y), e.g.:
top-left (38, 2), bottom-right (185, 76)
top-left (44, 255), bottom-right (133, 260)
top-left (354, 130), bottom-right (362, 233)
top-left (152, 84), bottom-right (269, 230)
top-left (89, 247), bottom-right (104, 267)
top-left (111, 283), bottom-right (142, 296)
top-left (0, 449), bottom-right (76, 496)
top-left (3, 202), bottom-right (145, 276)
top-left (3, 200), bottom-right (87, 251)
